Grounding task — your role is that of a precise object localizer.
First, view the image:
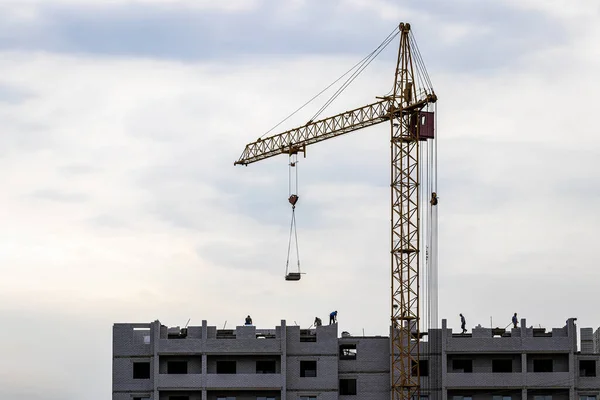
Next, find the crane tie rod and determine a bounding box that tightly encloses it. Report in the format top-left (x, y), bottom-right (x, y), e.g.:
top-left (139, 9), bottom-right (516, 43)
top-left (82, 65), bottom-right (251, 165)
top-left (260, 26), bottom-right (401, 140)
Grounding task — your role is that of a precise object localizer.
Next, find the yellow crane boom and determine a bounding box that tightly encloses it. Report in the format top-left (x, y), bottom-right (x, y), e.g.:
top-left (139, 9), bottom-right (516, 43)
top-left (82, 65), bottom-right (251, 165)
top-left (234, 97), bottom-right (434, 166)
top-left (235, 22), bottom-right (437, 400)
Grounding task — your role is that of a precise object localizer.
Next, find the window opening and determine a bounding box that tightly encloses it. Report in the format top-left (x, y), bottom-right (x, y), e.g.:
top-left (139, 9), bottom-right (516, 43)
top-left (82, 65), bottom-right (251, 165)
top-left (580, 360), bottom-right (596, 377)
top-left (339, 378), bottom-right (357, 395)
top-left (169, 397), bottom-right (189, 400)
top-left (492, 359), bottom-right (513, 373)
top-left (299, 397), bottom-right (317, 400)
top-left (339, 344), bottom-right (357, 360)
top-left (533, 359), bottom-right (553, 372)
top-left (533, 396), bottom-right (552, 400)
top-left (493, 396), bottom-right (511, 400)
top-left (217, 361), bottom-right (237, 374)
top-left (167, 361), bottom-right (188, 374)
top-left (133, 362), bottom-right (150, 379)
top-left (256, 360), bottom-right (277, 374)
top-left (411, 360), bottom-right (429, 376)
top-left (300, 361), bottom-right (317, 377)
top-left (452, 359), bottom-right (472, 373)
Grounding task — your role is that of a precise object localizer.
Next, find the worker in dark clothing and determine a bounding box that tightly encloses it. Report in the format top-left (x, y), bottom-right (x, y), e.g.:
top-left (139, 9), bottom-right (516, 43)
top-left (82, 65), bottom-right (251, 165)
top-left (245, 315), bottom-right (252, 326)
top-left (512, 313), bottom-right (518, 329)
top-left (329, 310), bottom-right (338, 325)
top-left (460, 313), bottom-right (466, 334)
top-left (314, 317), bottom-right (322, 327)
top-left (430, 192), bottom-right (438, 206)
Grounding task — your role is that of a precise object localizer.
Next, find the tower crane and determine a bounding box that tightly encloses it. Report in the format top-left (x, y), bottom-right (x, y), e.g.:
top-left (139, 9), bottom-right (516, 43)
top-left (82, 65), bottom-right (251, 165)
top-left (234, 23), bottom-right (437, 400)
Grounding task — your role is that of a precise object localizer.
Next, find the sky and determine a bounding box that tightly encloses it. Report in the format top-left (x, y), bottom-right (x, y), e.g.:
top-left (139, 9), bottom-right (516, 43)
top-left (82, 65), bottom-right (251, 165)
top-left (0, 0), bottom-right (599, 398)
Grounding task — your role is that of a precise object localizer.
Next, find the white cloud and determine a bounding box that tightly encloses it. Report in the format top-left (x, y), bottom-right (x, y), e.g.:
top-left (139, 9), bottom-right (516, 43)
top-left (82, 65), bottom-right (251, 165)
top-left (0, 0), bottom-right (259, 11)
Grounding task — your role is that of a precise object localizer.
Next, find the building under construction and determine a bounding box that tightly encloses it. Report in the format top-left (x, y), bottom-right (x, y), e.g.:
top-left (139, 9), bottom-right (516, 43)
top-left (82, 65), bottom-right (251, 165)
top-left (112, 317), bottom-right (600, 400)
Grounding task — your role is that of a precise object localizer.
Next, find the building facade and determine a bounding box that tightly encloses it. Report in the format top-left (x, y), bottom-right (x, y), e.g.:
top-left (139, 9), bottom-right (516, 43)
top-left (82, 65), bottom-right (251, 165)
top-left (113, 318), bottom-right (600, 400)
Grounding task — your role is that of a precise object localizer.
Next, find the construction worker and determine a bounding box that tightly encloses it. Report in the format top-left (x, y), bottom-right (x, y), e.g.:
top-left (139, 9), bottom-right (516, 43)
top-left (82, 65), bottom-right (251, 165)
top-left (314, 317), bottom-right (322, 327)
top-left (329, 310), bottom-right (338, 325)
top-left (430, 192), bottom-right (438, 206)
top-left (245, 315), bottom-right (253, 326)
top-left (512, 313), bottom-right (518, 329)
top-left (460, 313), bottom-right (466, 334)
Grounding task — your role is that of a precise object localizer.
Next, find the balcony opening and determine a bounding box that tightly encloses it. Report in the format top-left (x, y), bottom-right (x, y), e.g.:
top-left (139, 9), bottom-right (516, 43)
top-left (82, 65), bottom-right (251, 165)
top-left (452, 359), bottom-right (472, 373)
top-left (493, 396), bottom-right (511, 400)
top-left (169, 397), bottom-right (189, 400)
top-left (299, 397), bottom-right (317, 400)
top-left (217, 361), bottom-right (237, 374)
top-left (411, 360), bottom-right (429, 377)
top-left (580, 396), bottom-right (597, 400)
top-left (300, 329), bottom-right (316, 342)
top-left (300, 360), bottom-right (317, 377)
top-left (133, 362), bottom-right (150, 379)
top-left (533, 396), bottom-right (552, 400)
top-left (257, 397), bottom-right (275, 400)
top-left (133, 397), bottom-right (150, 400)
top-left (580, 360), bottom-right (596, 377)
top-left (339, 378), bottom-right (357, 395)
top-left (167, 361), bottom-right (188, 374)
top-left (256, 360), bottom-right (277, 374)
top-left (216, 330), bottom-right (236, 339)
top-left (216, 397), bottom-right (235, 400)
top-left (339, 344), bottom-right (357, 360)
top-left (492, 359), bottom-right (513, 373)
top-left (452, 396), bottom-right (472, 400)
top-left (533, 359), bottom-right (553, 372)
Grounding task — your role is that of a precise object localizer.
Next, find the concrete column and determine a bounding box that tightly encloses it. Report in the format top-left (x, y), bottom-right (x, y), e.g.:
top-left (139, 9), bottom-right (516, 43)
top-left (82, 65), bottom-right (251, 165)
top-left (151, 320), bottom-right (161, 400)
top-left (441, 319), bottom-right (447, 400)
top-left (202, 320), bottom-right (207, 400)
top-left (522, 388), bottom-right (527, 400)
top-left (281, 319), bottom-right (287, 400)
top-left (521, 353), bottom-right (527, 387)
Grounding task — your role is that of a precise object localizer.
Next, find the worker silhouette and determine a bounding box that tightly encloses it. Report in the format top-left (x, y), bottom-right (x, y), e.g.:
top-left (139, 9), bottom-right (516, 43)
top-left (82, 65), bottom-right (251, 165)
top-left (314, 317), bottom-right (322, 327)
top-left (329, 311), bottom-right (338, 325)
top-left (460, 313), bottom-right (466, 334)
top-left (245, 315), bottom-right (253, 326)
top-left (430, 192), bottom-right (438, 206)
top-left (512, 313), bottom-right (518, 329)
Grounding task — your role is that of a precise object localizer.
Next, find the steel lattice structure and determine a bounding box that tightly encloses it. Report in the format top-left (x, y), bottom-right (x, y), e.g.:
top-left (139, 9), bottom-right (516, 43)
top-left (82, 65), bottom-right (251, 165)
top-left (235, 22), bottom-right (436, 400)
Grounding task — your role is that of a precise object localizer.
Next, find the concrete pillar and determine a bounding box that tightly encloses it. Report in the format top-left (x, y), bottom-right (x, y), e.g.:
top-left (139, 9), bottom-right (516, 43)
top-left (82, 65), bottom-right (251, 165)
top-left (521, 353), bottom-right (527, 387)
top-left (441, 319), bottom-right (447, 400)
top-left (152, 320), bottom-right (160, 400)
top-left (202, 320), bottom-right (207, 400)
top-left (281, 319), bottom-right (287, 400)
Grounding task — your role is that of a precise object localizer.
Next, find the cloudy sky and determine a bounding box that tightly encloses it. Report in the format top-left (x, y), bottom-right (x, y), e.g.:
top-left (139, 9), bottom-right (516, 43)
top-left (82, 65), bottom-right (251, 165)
top-left (1, 0), bottom-right (600, 398)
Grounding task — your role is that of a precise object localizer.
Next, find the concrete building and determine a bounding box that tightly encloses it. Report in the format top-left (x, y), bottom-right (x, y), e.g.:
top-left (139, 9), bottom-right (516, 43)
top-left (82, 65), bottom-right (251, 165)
top-left (113, 318), bottom-right (600, 400)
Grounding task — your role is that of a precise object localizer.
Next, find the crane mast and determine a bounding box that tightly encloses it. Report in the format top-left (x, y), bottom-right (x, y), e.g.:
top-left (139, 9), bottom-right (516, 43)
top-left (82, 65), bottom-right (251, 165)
top-left (235, 23), bottom-right (437, 400)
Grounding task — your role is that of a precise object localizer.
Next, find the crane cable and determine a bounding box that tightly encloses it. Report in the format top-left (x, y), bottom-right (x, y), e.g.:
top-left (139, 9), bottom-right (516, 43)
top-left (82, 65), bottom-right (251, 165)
top-left (286, 154), bottom-right (300, 275)
top-left (309, 28), bottom-right (399, 122)
top-left (259, 26), bottom-right (400, 140)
